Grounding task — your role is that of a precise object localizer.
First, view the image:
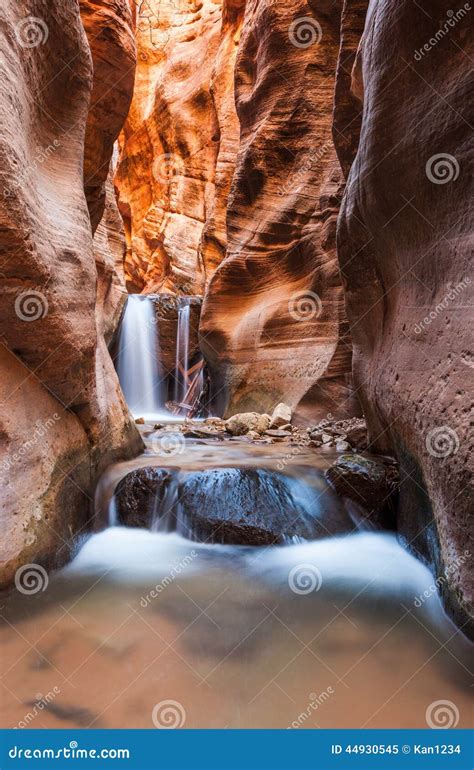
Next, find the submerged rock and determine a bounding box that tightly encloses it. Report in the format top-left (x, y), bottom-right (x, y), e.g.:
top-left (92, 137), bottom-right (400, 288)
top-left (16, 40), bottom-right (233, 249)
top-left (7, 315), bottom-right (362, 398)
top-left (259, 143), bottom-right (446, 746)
top-left (179, 468), bottom-right (348, 546)
top-left (114, 465), bottom-right (353, 545)
top-left (325, 455), bottom-right (399, 526)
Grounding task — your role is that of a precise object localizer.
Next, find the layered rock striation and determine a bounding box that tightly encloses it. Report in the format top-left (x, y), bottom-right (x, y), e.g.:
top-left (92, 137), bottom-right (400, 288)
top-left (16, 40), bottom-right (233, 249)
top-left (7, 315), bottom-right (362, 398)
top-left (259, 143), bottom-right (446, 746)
top-left (0, 0), bottom-right (140, 586)
top-left (200, 0), bottom-right (356, 420)
top-left (115, 0), bottom-right (244, 294)
top-left (336, 0), bottom-right (473, 631)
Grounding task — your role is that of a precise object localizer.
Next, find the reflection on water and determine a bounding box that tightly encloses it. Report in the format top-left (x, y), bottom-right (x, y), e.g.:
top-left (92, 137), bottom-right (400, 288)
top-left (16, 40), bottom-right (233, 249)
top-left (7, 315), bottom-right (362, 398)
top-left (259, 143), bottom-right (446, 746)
top-left (1, 528), bottom-right (472, 729)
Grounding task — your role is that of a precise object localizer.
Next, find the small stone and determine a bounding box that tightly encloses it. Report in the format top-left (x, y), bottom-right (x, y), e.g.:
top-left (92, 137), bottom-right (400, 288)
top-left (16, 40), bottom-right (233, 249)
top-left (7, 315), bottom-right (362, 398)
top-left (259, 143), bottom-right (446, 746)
top-left (135, 417), bottom-right (145, 425)
top-left (264, 429), bottom-right (291, 440)
top-left (346, 426), bottom-right (368, 449)
top-left (321, 432), bottom-right (333, 443)
top-left (269, 403), bottom-right (292, 429)
top-left (153, 423), bottom-right (164, 430)
top-left (247, 430), bottom-right (261, 440)
top-left (335, 440), bottom-right (351, 452)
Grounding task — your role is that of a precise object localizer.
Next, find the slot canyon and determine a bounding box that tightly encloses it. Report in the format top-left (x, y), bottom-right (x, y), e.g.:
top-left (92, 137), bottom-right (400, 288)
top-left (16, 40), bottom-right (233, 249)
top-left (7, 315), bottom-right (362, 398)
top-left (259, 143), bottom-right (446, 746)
top-left (0, 0), bottom-right (472, 731)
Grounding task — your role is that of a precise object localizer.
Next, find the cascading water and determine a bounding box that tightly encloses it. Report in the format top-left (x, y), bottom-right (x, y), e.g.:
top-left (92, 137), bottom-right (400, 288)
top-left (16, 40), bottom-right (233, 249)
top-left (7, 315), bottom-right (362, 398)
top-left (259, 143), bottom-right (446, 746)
top-left (174, 300), bottom-right (191, 404)
top-left (116, 294), bottom-right (168, 421)
top-left (173, 298), bottom-right (204, 413)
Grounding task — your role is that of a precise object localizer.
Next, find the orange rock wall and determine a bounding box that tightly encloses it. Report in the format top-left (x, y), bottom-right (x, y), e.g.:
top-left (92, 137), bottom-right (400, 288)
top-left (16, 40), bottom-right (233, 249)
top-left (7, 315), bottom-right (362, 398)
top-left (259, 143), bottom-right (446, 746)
top-left (200, 0), bottom-right (356, 419)
top-left (0, 0), bottom-right (140, 586)
top-left (115, 0), bottom-right (244, 294)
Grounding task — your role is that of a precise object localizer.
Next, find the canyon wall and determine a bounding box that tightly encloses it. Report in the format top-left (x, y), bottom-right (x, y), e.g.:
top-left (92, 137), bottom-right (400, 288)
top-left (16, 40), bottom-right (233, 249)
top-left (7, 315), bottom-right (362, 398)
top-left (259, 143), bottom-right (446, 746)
top-left (115, 0), bottom-right (244, 294)
top-left (336, 0), bottom-right (473, 631)
top-left (0, 0), bottom-right (140, 586)
top-left (200, 0), bottom-right (356, 420)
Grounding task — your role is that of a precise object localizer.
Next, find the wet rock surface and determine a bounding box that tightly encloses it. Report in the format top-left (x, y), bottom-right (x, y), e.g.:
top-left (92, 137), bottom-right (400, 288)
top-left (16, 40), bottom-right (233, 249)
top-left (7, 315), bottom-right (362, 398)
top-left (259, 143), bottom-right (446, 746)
top-left (115, 468), bottom-right (174, 529)
top-left (114, 463), bottom-right (354, 546)
top-left (325, 455), bottom-right (399, 527)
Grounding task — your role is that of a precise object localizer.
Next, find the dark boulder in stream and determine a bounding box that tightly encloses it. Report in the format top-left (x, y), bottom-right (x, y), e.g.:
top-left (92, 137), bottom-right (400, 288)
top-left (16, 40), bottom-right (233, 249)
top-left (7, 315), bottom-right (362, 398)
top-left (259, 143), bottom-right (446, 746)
top-left (114, 466), bottom-right (354, 545)
top-left (115, 467), bottom-right (175, 529)
top-left (325, 454), bottom-right (399, 528)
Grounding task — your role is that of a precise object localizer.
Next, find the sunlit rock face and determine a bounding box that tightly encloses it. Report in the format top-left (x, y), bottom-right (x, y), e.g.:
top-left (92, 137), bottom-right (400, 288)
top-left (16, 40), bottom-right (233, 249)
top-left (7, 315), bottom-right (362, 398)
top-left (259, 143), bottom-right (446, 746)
top-left (336, 0), bottom-right (473, 632)
top-left (115, 0), bottom-right (244, 295)
top-left (0, 0), bottom-right (140, 587)
top-left (200, 0), bottom-right (356, 420)
top-left (80, 0), bottom-right (137, 232)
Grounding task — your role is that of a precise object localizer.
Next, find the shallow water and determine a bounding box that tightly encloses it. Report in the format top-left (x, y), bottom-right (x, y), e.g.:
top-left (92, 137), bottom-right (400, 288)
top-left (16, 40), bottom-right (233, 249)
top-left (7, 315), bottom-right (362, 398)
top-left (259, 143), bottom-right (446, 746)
top-left (1, 436), bottom-right (472, 730)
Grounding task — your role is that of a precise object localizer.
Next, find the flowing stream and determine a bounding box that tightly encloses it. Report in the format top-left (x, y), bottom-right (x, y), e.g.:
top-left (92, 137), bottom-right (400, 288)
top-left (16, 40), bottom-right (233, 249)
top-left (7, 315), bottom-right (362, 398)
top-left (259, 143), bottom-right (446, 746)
top-left (1, 433), bottom-right (471, 730)
top-left (2, 299), bottom-right (471, 731)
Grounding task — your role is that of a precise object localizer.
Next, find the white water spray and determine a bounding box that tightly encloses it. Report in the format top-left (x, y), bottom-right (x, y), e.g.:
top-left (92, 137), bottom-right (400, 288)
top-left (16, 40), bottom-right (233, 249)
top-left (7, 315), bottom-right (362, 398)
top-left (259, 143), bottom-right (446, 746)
top-left (116, 295), bottom-right (168, 421)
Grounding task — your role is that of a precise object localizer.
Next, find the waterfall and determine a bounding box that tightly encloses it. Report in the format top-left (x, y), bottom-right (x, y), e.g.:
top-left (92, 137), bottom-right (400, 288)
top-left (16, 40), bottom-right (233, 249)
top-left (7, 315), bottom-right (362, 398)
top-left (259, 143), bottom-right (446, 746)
top-left (173, 299), bottom-right (204, 410)
top-left (116, 295), bottom-right (168, 420)
top-left (174, 301), bottom-right (191, 404)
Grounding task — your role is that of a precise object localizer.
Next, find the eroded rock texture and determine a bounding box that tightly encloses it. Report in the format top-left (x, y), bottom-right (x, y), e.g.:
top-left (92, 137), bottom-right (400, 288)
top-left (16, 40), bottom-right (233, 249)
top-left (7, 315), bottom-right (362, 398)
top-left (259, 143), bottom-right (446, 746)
top-left (115, 0), bottom-right (244, 294)
top-left (336, 0), bottom-right (473, 631)
top-left (80, 0), bottom-right (137, 232)
top-left (200, 0), bottom-right (356, 420)
top-left (0, 0), bottom-right (140, 586)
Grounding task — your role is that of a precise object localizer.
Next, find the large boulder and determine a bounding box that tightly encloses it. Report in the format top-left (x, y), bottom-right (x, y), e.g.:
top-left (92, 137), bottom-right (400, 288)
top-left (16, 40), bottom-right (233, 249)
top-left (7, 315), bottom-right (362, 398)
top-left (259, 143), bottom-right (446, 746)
top-left (325, 455), bottom-right (399, 527)
top-left (114, 465), bottom-right (354, 545)
top-left (225, 412), bottom-right (271, 436)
